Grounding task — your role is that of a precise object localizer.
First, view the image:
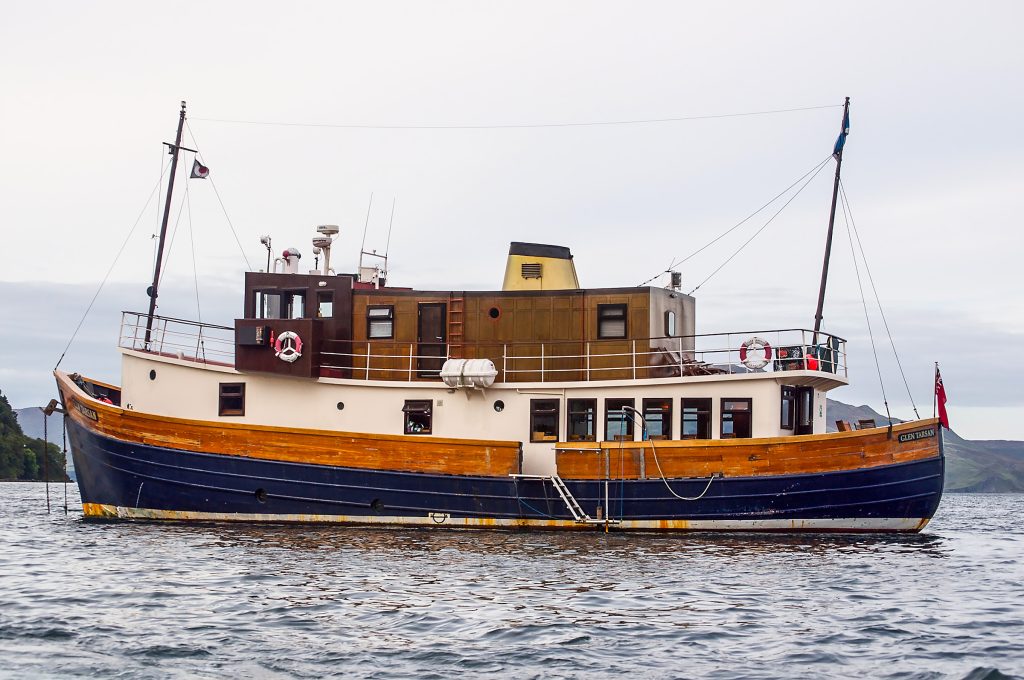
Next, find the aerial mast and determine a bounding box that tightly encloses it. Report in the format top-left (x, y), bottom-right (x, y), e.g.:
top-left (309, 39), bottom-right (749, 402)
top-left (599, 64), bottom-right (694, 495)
top-left (812, 96), bottom-right (851, 345)
top-left (144, 100), bottom-right (196, 348)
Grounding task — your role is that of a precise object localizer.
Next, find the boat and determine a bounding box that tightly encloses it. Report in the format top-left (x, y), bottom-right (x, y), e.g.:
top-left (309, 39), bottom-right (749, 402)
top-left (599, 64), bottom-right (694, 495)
top-left (54, 100), bottom-right (944, 532)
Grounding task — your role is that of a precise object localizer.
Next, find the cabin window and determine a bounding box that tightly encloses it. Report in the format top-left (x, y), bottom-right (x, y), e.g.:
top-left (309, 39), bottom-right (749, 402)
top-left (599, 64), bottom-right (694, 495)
top-left (799, 389), bottom-right (814, 428)
top-left (605, 398), bottom-right (635, 441)
top-left (598, 304), bottom-right (627, 339)
top-left (402, 400), bottom-right (432, 434)
top-left (567, 399), bottom-right (597, 442)
top-left (780, 386), bottom-right (796, 430)
top-left (681, 398), bottom-right (711, 439)
top-left (255, 291), bottom-right (282, 319)
top-left (218, 383), bottom-right (245, 416)
top-left (664, 311), bottom-right (677, 338)
top-left (284, 291), bottom-right (306, 319)
top-left (368, 306), bottom-right (395, 339)
top-left (642, 398), bottom-right (672, 440)
top-left (317, 292), bottom-right (334, 318)
top-left (721, 399), bottom-right (753, 439)
top-left (530, 399), bottom-right (560, 442)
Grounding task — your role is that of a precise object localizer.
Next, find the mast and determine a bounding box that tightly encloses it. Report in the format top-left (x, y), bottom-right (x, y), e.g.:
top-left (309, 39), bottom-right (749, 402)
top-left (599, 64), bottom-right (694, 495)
top-left (812, 96), bottom-right (851, 345)
top-left (144, 101), bottom-right (189, 348)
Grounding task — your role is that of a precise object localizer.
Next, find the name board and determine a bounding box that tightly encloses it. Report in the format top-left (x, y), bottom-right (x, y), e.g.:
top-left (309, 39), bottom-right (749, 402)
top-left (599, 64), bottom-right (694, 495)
top-left (898, 427), bottom-right (935, 443)
top-left (75, 401), bottom-right (98, 422)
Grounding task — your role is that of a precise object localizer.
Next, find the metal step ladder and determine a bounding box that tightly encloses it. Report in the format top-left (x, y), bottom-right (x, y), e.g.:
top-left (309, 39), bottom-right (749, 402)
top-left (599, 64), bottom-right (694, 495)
top-left (511, 474), bottom-right (620, 525)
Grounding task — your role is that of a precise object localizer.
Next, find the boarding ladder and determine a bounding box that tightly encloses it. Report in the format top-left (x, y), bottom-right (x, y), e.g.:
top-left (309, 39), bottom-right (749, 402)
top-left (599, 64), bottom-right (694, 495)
top-left (511, 474), bottom-right (621, 525)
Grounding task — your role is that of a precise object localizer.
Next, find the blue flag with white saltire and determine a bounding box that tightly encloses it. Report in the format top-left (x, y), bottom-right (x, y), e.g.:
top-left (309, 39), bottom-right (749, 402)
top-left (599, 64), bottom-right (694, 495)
top-left (833, 108), bottom-right (850, 158)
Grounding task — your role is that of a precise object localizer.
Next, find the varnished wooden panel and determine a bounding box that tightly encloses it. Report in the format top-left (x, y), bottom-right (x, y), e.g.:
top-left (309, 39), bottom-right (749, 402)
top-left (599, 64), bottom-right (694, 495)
top-left (58, 373), bottom-right (521, 478)
top-left (555, 419), bottom-right (942, 480)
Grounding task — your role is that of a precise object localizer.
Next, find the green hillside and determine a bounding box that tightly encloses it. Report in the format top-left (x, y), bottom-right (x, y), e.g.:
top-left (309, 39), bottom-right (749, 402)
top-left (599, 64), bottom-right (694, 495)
top-left (0, 391), bottom-right (66, 481)
top-left (827, 399), bottom-right (1024, 493)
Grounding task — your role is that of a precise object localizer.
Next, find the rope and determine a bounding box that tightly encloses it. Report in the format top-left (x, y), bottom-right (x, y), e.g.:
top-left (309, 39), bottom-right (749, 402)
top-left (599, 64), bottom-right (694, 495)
top-left (185, 121), bottom-right (253, 270)
top-left (190, 104), bottom-right (842, 131)
top-left (625, 407), bottom-right (717, 501)
top-left (687, 156), bottom-right (833, 295)
top-left (185, 183), bottom-right (202, 324)
top-left (638, 154), bottom-right (833, 287)
top-left (840, 181), bottom-right (920, 419)
top-left (54, 164), bottom-right (169, 370)
top-left (840, 187), bottom-right (892, 425)
top-left (62, 417), bottom-right (68, 515)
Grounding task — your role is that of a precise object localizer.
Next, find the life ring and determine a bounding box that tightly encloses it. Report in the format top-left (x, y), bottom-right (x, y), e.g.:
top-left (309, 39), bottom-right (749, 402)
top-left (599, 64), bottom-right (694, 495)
top-left (274, 331), bottom-right (303, 363)
top-left (739, 336), bottom-right (772, 370)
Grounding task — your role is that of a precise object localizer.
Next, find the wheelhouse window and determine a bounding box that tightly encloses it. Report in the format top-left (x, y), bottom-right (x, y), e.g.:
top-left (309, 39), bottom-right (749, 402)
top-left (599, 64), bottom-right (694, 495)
top-left (681, 398), bottom-right (711, 439)
top-left (218, 383), bottom-right (245, 416)
top-left (255, 291), bottom-right (281, 319)
top-left (780, 386), bottom-right (796, 430)
top-left (368, 305), bottom-right (395, 339)
top-left (284, 291), bottom-right (305, 319)
top-left (530, 399), bottom-right (560, 442)
top-left (597, 304), bottom-right (627, 339)
top-left (567, 399), bottom-right (597, 442)
top-left (317, 292), bottom-right (334, 318)
top-left (403, 400), bottom-right (432, 434)
top-left (721, 398), bottom-right (753, 439)
top-left (605, 398), bottom-right (635, 441)
top-left (642, 398), bottom-right (672, 440)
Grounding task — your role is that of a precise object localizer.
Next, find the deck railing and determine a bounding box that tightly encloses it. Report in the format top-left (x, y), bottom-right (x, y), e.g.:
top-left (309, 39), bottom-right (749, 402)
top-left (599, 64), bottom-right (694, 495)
top-left (118, 312), bottom-right (235, 364)
top-left (118, 313), bottom-right (846, 382)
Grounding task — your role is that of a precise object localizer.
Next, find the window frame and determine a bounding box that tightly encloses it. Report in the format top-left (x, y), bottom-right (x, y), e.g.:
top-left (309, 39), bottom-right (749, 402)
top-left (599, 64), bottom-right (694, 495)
top-left (605, 398), bottom-right (635, 442)
top-left (681, 398), bottom-right (712, 440)
top-left (402, 399), bottom-right (433, 435)
top-left (317, 291), bottom-right (334, 318)
top-left (367, 305), bottom-right (395, 340)
top-left (218, 382), bottom-right (246, 417)
top-left (567, 398), bottom-right (597, 442)
top-left (530, 399), bottom-right (560, 442)
top-left (642, 398), bottom-right (673, 440)
top-left (597, 303), bottom-right (628, 340)
top-left (664, 310), bottom-right (677, 338)
top-left (780, 386), bottom-right (796, 430)
top-left (721, 398), bottom-right (753, 439)
top-left (254, 290), bottom-right (282, 319)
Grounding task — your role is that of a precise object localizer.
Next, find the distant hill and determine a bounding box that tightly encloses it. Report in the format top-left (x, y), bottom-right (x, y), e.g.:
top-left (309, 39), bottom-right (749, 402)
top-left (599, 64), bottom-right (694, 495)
top-left (15, 408), bottom-right (73, 480)
top-left (828, 399), bottom-right (1024, 493)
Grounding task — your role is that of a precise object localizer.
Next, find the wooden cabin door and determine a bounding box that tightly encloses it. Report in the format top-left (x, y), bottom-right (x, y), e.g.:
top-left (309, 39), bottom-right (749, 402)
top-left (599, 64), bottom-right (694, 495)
top-left (795, 386), bottom-right (815, 435)
top-left (417, 302), bottom-right (447, 377)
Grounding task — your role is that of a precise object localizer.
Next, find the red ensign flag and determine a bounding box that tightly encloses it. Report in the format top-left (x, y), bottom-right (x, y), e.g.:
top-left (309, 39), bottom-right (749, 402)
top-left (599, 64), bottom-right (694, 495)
top-left (935, 365), bottom-right (950, 429)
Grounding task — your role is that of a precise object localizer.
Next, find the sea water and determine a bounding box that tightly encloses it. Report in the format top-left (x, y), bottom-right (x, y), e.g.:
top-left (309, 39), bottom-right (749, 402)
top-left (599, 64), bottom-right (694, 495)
top-left (1, 483), bottom-right (1021, 679)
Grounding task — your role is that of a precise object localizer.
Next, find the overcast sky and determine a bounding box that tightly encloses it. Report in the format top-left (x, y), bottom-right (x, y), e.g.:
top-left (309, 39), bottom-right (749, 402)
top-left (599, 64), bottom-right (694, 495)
top-left (2, 2), bottom-right (1022, 439)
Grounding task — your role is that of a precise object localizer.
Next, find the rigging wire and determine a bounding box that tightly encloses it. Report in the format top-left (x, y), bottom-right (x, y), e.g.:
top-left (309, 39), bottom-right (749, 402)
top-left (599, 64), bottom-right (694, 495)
top-left (185, 182), bottom-right (203, 325)
top-left (840, 185), bottom-right (892, 425)
top-left (686, 156), bottom-right (834, 296)
top-left (840, 181), bottom-right (920, 418)
top-left (184, 121), bottom-right (254, 271)
top-left (190, 104), bottom-right (842, 131)
top-left (158, 189), bottom-right (191, 294)
top-left (54, 163), bottom-right (170, 371)
top-left (638, 154), bottom-right (834, 287)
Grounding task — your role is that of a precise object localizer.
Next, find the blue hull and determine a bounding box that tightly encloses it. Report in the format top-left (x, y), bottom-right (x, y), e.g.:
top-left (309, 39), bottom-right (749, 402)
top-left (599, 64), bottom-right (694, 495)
top-left (67, 418), bottom-right (944, 530)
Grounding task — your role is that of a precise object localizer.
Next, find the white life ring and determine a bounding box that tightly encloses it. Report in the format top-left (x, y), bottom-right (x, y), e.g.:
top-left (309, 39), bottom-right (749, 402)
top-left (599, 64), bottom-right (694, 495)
top-left (739, 336), bottom-right (772, 370)
top-left (274, 331), bottom-right (303, 363)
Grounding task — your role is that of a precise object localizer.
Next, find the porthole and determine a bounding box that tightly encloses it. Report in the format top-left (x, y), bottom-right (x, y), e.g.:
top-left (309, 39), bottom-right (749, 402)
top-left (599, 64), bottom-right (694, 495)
top-left (488, 307), bottom-right (501, 319)
top-left (255, 488), bottom-right (268, 503)
top-left (149, 370), bottom-right (156, 381)
top-left (493, 400), bottom-right (505, 412)
top-left (337, 401), bottom-right (345, 410)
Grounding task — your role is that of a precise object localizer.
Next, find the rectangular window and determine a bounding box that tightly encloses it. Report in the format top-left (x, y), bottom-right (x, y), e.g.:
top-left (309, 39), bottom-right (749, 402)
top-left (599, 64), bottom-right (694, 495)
top-left (597, 304), bottom-right (627, 339)
top-left (681, 398), bottom-right (712, 439)
top-left (218, 383), bottom-right (245, 416)
top-left (530, 399), bottom-right (560, 442)
top-left (567, 399), bottom-right (597, 442)
top-left (605, 398), bottom-right (635, 441)
top-left (255, 291), bottom-right (282, 319)
top-left (317, 292), bottom-right (334, 318)
top-left (780, 386), bottom-right (796, 430)
top-left (664, 310), bottom-right (677, 338)
top-left (642, 398), bottom-right (672, 440)
top-left (284, 291), bottom-right (305, 319)
top-left (721, 398), bottom-right (753, 439)
top-left (402, 400), bottom-right (432, 434)
top-left (368, 305), bottom-right (395, 339)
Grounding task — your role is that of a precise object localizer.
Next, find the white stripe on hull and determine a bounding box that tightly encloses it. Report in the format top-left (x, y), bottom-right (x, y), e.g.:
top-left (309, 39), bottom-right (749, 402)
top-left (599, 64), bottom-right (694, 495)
top-left (83, 504), bottom-right (931, 532)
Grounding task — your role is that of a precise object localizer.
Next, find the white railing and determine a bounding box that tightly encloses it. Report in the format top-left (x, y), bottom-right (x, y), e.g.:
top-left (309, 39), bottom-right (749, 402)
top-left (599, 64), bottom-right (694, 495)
top-left (119, 312), bottom-right (235, 364)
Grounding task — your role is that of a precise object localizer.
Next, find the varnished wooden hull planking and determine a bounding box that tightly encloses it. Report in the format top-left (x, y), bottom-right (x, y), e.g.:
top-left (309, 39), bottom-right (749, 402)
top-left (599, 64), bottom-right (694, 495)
top-left (57, 372), bottom-right (944, 532)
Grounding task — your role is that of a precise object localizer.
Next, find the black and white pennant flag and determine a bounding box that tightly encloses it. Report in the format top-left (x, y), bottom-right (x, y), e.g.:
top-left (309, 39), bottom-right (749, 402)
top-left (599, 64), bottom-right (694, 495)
top-left (190, 159), bottom-right (210, 179)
